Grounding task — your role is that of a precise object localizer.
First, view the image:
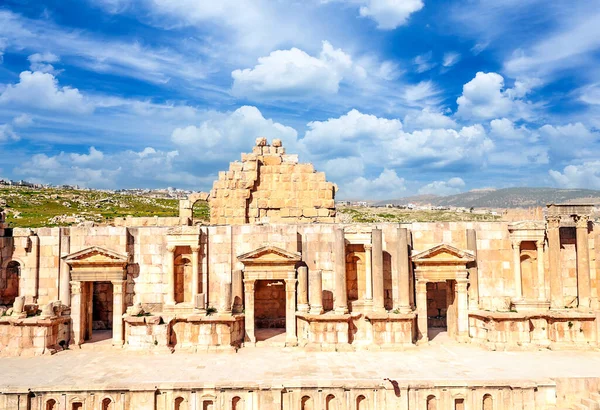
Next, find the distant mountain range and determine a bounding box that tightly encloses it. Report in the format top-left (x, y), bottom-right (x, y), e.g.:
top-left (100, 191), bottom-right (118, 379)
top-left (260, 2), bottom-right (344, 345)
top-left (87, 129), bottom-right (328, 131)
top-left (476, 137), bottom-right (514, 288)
top-left (376, 188), bottom-right (600, 208)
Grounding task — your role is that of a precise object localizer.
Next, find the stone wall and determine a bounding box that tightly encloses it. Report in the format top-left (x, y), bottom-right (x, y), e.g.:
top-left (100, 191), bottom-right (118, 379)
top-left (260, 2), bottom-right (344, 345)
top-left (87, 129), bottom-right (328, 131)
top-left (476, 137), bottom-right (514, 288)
top-left (209, 138), bottom-right (336, 225)
top-left (0, 380), bottom-right (565, 410)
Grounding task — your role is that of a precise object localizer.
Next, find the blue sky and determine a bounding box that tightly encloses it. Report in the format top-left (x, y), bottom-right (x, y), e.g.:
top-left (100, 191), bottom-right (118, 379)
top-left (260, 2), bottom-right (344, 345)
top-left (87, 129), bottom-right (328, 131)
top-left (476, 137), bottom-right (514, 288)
top-left (0, 0), bottom-right (600, 199)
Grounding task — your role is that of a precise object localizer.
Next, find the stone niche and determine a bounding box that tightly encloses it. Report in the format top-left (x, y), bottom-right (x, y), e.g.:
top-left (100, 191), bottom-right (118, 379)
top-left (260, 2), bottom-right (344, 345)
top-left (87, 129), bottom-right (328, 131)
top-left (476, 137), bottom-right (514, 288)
top-left (209, 137), bottom-right (337, 225)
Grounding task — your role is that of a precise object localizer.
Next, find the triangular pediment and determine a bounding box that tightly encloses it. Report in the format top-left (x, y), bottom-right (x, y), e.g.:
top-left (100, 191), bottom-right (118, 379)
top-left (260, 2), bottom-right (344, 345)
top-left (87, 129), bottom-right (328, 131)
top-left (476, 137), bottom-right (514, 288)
top-left (508, 220), bottom-right (546, 231)
top-left (63, 246), bottom-right (128, 265)
top-left (412, 243), bottom-right (474, 264)
top-left (237, 245), bottom-right (301, 264)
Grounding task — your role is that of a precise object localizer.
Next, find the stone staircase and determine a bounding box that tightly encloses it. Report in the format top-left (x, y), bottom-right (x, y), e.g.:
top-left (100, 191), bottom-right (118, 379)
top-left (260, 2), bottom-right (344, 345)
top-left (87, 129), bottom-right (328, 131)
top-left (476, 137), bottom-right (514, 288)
top-left (552, 392), bottom-right (600, 410)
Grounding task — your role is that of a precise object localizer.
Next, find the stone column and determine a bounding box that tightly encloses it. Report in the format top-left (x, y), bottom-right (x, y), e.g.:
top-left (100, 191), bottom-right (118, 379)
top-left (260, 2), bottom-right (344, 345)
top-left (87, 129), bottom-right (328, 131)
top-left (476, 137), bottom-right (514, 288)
top-left (191, 245), bottom-right (200, 303)
top-left (165, 245), bottom-right (176, 305)
top-left (334, 228), bottom-right (348, 314)
top-left (309, 269), bottom-right (324, 314)
top-left (512, 240), bottom-right (522, 300)
top-left (536, 240), bottom-right (546, 301)
top-left (297, 266), bottom-right (309, 313)
top-left (70, 280), bottom-right (84, 345)
top-left (111, 280), bottom-right (126, 346)
top-left (232, 270), bottom-right (244, 313)
top-left (466, 229), bottom-right (479, 309)
top-left (243, 279), bottom-right (256, 343)
top-left (575, 215), bottom-right (591, 309)
top-left (220, 281), bottom-right (232, 314)
top-left (364, 244), bottom-right (373, 302)
top-left (456, 277), bottom-right (469, 341)
top-left (59, 232), bottom-right (71, 306)
top-left (416, 279), bottom-right (428, 343)
top-left (372, 228), bottom-right (385, 312)
top-left (547, 216), bottom-right (563, 308)
top-left (285, 278), bottom-right (298, 346)
top-left (397, 227), bottom-right (411, 313)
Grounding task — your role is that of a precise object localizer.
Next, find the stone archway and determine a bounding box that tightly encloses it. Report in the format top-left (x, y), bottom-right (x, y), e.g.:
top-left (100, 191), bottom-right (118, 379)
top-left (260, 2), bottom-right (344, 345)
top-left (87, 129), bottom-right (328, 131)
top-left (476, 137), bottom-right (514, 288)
top-left (238, 245), bottom-right (301, 346)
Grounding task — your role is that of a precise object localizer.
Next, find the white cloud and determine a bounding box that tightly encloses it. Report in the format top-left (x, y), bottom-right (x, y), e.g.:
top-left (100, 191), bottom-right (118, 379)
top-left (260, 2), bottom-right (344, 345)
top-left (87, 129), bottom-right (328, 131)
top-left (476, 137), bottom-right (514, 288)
top-left (358, 0), bottom-right (424, 29)
top-left (0, 71), bottom-right (93, 114)
top-left (12, 114), bottom-right (33, 127)
top-left (403, 108), bottom-right (457, 131)
top-left (489, 118), bottom-right (533, 140)
top-left (539, 122), bottom-right (599, 160)
top-left (579, 83), bottom-right (600, 105)
top-left (70, 147), bottom-right (104, 165)
top-left (342, 168), bottom-right (406, 199)
top-left (171, 106), bottom-right (298, 160)
top-left (0, 124), bottom-right (19, 142)
top-left (302, 109), bottom-right (403, 155)
top-left (0, 10), bottom-right (209, 85)
top-left (302, 109), bottom-right (493, 169)
top-left (402, 81), bottom-right (442, 105)
top-left (456, 72), bottom-right (513, 120)
top-left (442, 52), bottom-right (461, 67)
top-left (0, 38), bottom-right (6, 63)
top-left (504, 10), bottom-right (600, 79)
top-left (28, 52), bottom-right (61, 74)
top-left (232, 41), bottom-right (357, 98)
top-left (549, 161), bottom-right (600, 189)
top-left (418, 177), bottom-right (465, 196)
top-left (322, 157), bottom-right (365, 181)
top-left (413, 51), bottom-right (435, 73)
top-left (19, 146), bottom-right (204, 189)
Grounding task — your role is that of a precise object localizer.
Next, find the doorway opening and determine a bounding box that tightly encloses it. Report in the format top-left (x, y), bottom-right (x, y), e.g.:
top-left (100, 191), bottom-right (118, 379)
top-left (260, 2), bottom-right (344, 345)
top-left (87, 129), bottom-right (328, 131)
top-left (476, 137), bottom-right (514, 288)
top-left (90, 281), bottom-right (113, 343)
top-left (427, 280), bottom-right (457, 341)
top-left (254, 279), bottom-right (286, 343)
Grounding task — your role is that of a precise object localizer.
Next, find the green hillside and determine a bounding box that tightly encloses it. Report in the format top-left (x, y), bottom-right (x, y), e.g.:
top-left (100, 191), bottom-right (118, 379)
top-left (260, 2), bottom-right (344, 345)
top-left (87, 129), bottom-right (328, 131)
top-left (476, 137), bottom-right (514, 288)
top-left (0, 186), bottom-right (209, 228)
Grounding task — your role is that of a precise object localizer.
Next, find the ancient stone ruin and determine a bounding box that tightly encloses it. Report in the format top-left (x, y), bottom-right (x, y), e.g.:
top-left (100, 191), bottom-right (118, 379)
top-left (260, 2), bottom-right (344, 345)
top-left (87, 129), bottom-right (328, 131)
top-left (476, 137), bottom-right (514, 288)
top-left (209, 137), bottom-right (336, 225)
top-left (1, 140), bottom-right (600, 409)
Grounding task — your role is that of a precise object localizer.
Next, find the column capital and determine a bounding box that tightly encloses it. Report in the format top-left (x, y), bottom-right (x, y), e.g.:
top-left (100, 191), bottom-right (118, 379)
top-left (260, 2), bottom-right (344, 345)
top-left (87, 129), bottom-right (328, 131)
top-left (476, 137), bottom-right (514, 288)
top-left (166, 244), bottom-right (177, 253)
top-left (70, 280), bottom-right (82, 295)
top-left (535, 239), bottom-right (545, 249)
top-left (546, 215), bottom-right (561, 228)
top-left (111, 280), bottom-right (126, 294)
top-left (364, 243), bottom-right (373, 251)
top-left (574, 214), bottom-right (590, 229)
top-left (285, 278), bottom-right (297, 292)
top-left (511, 239), bottom-right (521, 249)
top-left (243, 279), bottom-right (256, 292)
top-left (190, 244), bottom-right (201, 253)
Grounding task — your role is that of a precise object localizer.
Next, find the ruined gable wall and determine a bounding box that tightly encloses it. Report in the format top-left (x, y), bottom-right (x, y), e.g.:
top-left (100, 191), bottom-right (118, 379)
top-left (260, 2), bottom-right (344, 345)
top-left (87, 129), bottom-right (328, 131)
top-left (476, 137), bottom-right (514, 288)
top-left (209, 138), bottom-right (336, 225)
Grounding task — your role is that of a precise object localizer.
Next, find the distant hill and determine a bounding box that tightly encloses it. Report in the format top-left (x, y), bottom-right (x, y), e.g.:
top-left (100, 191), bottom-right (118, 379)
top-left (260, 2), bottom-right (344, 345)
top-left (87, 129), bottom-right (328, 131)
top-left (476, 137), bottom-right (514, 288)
top-left (377, 188), bottom-right (600, 208)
